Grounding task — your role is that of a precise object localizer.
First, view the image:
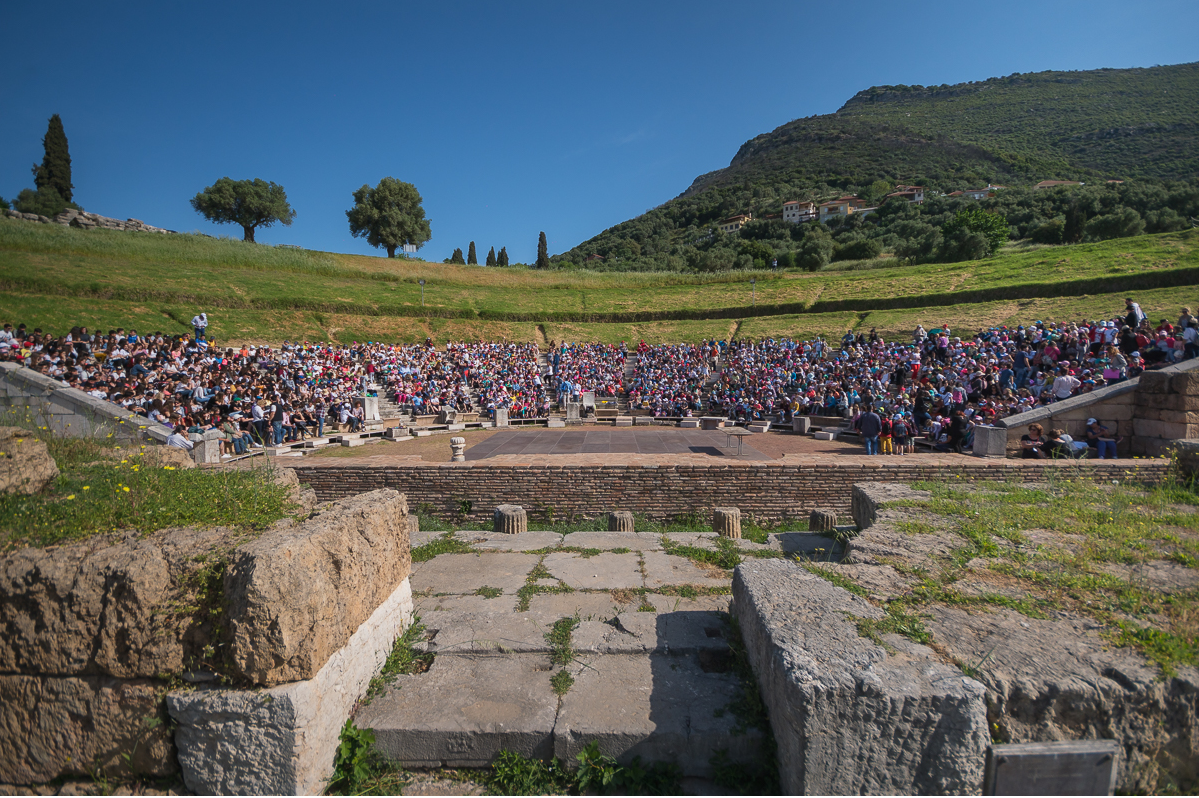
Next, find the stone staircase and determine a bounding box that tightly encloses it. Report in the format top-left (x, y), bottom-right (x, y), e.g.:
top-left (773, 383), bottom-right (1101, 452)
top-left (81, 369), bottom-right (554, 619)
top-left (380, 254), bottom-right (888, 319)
top-left (352, 527), bottom-right (832, 779)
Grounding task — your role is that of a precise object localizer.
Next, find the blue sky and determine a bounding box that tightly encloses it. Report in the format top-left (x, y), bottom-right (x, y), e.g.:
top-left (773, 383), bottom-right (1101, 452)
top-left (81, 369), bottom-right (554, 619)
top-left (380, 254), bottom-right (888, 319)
top-left (2, 0), bottom-right (1195, 264)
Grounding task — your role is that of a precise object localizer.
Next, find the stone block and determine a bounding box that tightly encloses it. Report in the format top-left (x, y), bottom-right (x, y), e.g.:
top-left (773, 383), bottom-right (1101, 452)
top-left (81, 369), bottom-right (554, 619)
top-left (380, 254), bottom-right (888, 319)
top-left (192, 438), bottom-right (222, 464)
top-left (679, 418), bottom-right (701, 428)
top-left (359, 654), bottom-right (558, 768)
top-left (0, 675), bottom-right (176, 783)
top-left (340, 436), bottom-right (367, 446)
top-left (169, 578), bottom-right (414, 796)
top-left (1137, 371), bottom-right (1172, 394)
top-left (700, 416), bottom-right (724, 430)
top-left (792, 416), bottom-right (811, 434)
top-left (732, 560), bottom-right (987, 794)
top-left (554, 654), bottom-right (760, 777)
top-left (813, 431), bottom-right (837, 440)
top-left (566, 403), bottom-right (581, 421)
top-left (224, 489), bottom-right (412, 686)
top-left (972, 425), bottom-right (1007, 458)
top-left (1171, 371), bottom-right (1199, 396)
top-left (493, 504), bottom-right (527, 535)
top-left (548, 418), bottom-right (566, 428)
top-left (494, 408), bottom-right (509, 427)
top-left (852, 482), bottom-right (931, 530)
top-left (614, 417), bottom-right (633, 427)
top-left (713, 507), bottom-right (741, 539)
top-left (0, 426), bottom-right (58, 494)
top-left (634, 415), bottom-right (654, 426)
top-left (608, 511), bottom-right (635, 532)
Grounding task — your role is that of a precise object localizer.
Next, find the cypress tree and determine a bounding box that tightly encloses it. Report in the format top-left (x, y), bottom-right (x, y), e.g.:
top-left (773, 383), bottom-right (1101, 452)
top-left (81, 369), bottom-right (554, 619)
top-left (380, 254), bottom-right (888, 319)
top-left (536, 231), bottom-right (550, 269)
top-left (32, 114), bottom-right (73, 203)
top-left (498, 246), bottom-right (509, 267)
top-left (467, 241), bottom-right (477, 265)
top-left (451, 247), bottom-right (465, 264)
top-left (486, 246), bottom-right (496, 267)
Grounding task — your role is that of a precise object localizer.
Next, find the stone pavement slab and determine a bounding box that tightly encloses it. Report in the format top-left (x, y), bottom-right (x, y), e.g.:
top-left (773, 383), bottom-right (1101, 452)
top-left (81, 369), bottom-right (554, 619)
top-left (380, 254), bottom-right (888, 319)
top-left (645, 593), bottom-right (731, 614)
top-left (554, 653), bottom-right (762, 777)
top-left (543, 552), bottom-right (644, 590)
top-left (573, 609), bottom-right (732, 656)
top-left (527, 592), bottom-right (632, 618)
top-left (411, 553), bottom-right (540, 595)
top-left (641, 551), bottom-right (731, 589)
top-left (453, 530), bottom-right (563, 552)
top-left (563, 531), bottom-right (663, 551)
top-left (418, 594), bottom-right (519, 614)
top-left (361, 654), bottom-right (558, 768)
top-left (419, 609), bottom-right (554, 655)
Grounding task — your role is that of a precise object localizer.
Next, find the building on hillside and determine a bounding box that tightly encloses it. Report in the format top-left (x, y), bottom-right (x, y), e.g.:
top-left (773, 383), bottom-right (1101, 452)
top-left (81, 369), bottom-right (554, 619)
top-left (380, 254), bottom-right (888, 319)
top-left (717, 214), bottom-right (753, 235)
top-left (1034, 180), bottom-right (1083, 190)
top-left (819, 197), bottom-right (871, 223)
top-left (948, 184), bottom-right (1006, 200)
top-left (885, 185), bottom-right (925, 204)
top-left (584, 254), bottom-right (605, 262)
top-left (783, 200), bottom-right (817, 224)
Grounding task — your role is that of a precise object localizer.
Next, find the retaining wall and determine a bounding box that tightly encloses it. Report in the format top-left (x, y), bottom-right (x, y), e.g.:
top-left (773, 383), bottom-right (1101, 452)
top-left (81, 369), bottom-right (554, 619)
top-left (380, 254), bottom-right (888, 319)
top-left (0, 361), bottom-right (171, 444)
top-left (290, 459), bottom-right (1171, 524)
top-left (997, 359), bottom-right (1199, 457)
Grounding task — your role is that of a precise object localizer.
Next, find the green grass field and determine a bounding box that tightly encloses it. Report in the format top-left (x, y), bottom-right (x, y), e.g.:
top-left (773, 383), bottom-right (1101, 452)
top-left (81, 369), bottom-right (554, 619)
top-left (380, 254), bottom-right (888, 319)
top-left (1, 217), bottom-right (1195, 344)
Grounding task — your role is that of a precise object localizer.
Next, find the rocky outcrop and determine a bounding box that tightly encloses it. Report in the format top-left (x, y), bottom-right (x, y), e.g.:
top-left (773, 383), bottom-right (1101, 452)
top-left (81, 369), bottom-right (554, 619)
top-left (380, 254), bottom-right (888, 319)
top-left (732, 559), bottom-right (989, 795)
top-left (2, 207), bottom-right (171, 234)
top-left (0, 427), bottom-right (58, 494)
top-left (225, 489), bottom-right (411, 686)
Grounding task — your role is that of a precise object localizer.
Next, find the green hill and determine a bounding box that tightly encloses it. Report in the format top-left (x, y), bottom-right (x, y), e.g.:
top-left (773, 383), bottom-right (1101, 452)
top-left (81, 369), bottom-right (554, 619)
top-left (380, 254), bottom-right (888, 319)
top-left (557, 63), bottom-right (1199, 272)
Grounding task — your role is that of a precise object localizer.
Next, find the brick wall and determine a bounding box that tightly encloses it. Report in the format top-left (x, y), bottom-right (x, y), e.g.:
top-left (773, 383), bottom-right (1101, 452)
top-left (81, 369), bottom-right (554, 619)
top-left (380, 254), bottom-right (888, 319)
top-left (290, 459), bottom-right (1170, 524)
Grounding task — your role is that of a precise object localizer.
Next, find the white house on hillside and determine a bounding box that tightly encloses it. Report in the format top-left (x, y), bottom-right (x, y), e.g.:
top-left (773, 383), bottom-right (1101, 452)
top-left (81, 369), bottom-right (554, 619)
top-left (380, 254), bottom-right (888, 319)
top-left (885, 185), bottom-right (926, 204)
top-left (783, 201), bottom-right (817, 224)
top-left (819, 197), bottom-right (873, 223)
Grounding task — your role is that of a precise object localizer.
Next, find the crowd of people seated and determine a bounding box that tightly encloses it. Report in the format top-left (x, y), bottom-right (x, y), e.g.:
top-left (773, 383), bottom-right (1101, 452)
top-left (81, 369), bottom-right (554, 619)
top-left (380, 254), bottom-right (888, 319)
top-left (551, 343), bottom-right (626, 404)
top-left (1, 297), bottom-right (1193, 457)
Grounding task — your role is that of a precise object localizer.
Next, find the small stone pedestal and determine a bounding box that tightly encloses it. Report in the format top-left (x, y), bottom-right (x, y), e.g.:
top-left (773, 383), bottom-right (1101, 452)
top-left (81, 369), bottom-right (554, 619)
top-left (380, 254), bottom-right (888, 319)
top-left (192, 438), bottom-right (222, 464)
top-left (449, 436), bottom-right (466, 462)
top-left (792, 417), bottom-right (811, 434)
top-left (972, 425), bottom-right (1008, 458)
top-left (809, 508), bottom-right (838, 532)
top-left (494, 408), bottom-right (509, 427)
top-left (493, 505), bottom-right (527, 535)
top-left (713, 507), bottom-right (741, 539)
top-left (608, 511), bottom-right (635, 532)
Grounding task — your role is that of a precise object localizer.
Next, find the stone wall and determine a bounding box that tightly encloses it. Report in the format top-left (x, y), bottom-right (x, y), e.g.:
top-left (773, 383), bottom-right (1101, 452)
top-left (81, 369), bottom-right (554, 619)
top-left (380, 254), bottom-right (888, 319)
top-left (0, 488), bottom-right (413, 794)
top-left (0, 362), bottom-right (172, 444)
top-left (3, 207), bottom-right (172, 234)
top-left (291, 459), bottom-right (1170, 524)
top-left (997, 358), bottom-right (1199, 457)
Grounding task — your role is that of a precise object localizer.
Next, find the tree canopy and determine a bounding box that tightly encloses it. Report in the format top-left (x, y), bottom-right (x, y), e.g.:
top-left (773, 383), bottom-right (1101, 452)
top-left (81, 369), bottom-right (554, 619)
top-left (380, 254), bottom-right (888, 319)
top-left (32, 114), bottom-right (73, 204)
top-left (346, 177), bottom-right (431, 258)
top-left (190, 178), bottom-right (295, 243)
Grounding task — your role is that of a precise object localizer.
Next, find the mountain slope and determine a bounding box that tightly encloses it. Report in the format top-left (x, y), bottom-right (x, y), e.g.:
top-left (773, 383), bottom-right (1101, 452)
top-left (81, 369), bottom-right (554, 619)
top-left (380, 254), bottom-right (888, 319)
top-left (556, 62), bottom-right (1198, 270)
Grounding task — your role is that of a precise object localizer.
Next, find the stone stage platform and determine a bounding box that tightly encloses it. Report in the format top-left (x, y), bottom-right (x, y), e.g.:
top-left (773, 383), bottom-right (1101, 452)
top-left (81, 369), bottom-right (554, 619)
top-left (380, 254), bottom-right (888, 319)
top-left (464, 428), bottom-right (770, 461)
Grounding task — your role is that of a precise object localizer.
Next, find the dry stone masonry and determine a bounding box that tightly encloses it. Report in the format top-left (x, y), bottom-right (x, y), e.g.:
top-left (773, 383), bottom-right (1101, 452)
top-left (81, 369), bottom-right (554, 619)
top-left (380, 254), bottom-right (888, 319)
top-left (3, 206), bottom-right (172, 233)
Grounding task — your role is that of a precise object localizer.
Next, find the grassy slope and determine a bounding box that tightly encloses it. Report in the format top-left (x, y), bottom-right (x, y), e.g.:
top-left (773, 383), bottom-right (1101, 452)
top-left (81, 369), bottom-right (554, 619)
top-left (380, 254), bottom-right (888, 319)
top-left (0, 218), bottom-right (1195, 344)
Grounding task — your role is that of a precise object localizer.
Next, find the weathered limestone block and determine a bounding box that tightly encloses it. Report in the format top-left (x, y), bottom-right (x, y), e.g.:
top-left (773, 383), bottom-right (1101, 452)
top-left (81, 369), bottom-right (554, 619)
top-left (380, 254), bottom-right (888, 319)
top-left (192, 437), bottom-right (222, 464)
top-left (851, 482), bottom-right (930, 530)
top-left (224, 489), bottom-right (412, 686)
top-left (0, 675), bottom-right (176, 783)
top-left (713, 507), bottom-right (741, 539)
top-left (169, 578), bottom-right (414, 796)
top-left (494, 504), bottom-right (527, 535)
top-left (0, 427), bottom-right (58, 494)
top-left (1177, 439), bottom-right (1199, 478)
top-left (808, 508), bottom-right (837, 532)
top-left (0, 527), bottom-right (229, 678)
top-left (607, 511), bottom-right (635, 532)
top-left (792, 416), bottom-right (811, 434)
top-left (972, 425), bottom-right (1008, 458)
top-left (1137, 371), bottom-right (1172, 394)
top-left (405, 513), bottom-right (420, 538)
top-left (732, 560), bottom-right (988, 795)
top-left (1172, 371), bottom-right (1199, 396)
top-left (494, 408), bottom-right (509, 427)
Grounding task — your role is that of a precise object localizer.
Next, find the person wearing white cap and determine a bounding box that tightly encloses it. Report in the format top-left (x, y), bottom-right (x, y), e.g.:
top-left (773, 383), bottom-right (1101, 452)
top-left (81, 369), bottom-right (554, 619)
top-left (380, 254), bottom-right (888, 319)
top-left (1085, 418), bottom-right (1118, 459)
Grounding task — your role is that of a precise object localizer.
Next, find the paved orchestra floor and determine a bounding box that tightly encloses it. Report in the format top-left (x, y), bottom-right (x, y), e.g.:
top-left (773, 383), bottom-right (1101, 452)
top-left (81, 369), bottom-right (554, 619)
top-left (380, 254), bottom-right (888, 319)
top-left (463, 428), bottom-right (770, 461)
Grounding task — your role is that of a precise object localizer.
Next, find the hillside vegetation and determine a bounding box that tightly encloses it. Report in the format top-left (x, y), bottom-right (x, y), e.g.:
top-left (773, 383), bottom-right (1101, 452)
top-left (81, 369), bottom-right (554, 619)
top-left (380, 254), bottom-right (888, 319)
top-left (556, 63), bottom-right (1199, 273)
top-left (1, 217), bottom-right (1195, 345)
